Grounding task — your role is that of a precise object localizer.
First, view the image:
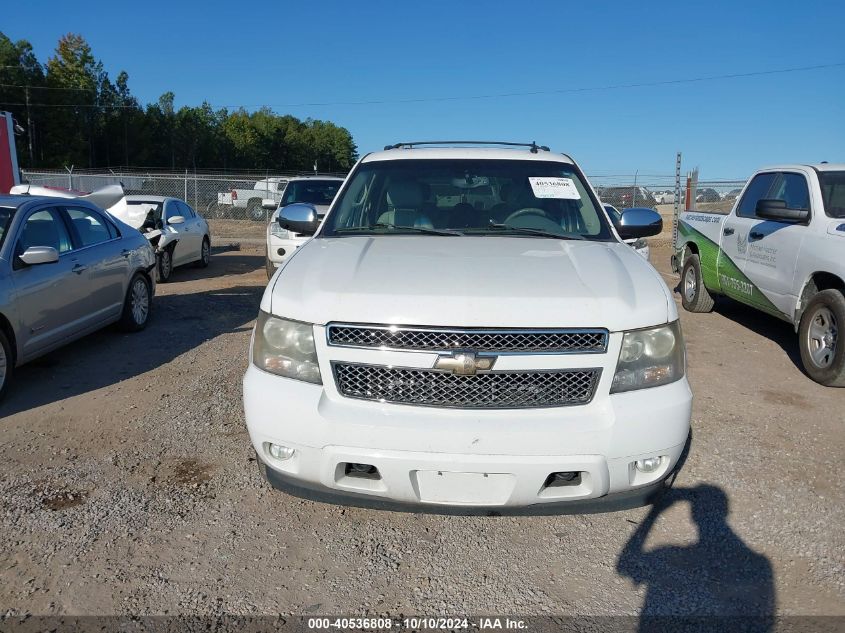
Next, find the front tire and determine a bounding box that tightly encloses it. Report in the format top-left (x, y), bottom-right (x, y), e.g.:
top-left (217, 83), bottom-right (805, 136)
top-left (157, 248), bottom-right (173, 283)
top-left (798, 289), bottom-right (845, 386)
top-left (195, 237), bottom-right (210, 268)
top-left (265, 256), bottom-right (276, 280)
top-left (0, 329), bottom-right (13, 402)
top-left (680, 254), bottom-right (715, 313)
top-left (119, 273), bottom-right (152, 332)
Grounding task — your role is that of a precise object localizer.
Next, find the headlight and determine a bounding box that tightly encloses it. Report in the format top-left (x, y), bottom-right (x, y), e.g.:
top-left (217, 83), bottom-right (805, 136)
top-left (269, 221), bottom-right (288, 238)
top-left (611, 321), bottom-right (685, 393)
top-left (252, 312), bottom-right (321, 384)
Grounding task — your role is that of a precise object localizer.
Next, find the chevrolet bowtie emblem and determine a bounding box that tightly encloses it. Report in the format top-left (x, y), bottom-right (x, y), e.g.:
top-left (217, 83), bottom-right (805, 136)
top-left (434, 351), bottom-right (496, 375)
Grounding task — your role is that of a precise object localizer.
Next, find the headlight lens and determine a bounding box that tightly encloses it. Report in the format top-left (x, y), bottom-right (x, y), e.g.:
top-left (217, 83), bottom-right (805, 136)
top-left (611, 321), bottom-right (685, 393)
top-left (269, 220), bottom-right (288, 238)
top-left (252, 312), bottom-right (321, 384)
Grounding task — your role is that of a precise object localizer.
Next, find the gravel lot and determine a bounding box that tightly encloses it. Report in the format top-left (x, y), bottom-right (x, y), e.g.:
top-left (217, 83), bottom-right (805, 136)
top-left (0, 242), bottom-right (842, 619)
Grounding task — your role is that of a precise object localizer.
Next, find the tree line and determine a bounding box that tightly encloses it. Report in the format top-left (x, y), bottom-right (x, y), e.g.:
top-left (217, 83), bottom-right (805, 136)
top-left (0, 32), bottom-right (358, 172)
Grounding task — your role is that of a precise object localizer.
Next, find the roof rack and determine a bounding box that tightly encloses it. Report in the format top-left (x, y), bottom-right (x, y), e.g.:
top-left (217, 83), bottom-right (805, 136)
top-left (383, 141), bottom-right (550, 153)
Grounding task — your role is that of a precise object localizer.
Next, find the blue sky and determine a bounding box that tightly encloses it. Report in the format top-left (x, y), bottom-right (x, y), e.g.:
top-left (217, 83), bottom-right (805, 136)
top-left (5, 0), bottom-right (844, 178)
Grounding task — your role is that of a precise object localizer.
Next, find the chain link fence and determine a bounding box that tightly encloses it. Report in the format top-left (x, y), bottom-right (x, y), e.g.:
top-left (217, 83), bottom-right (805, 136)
top-left (20, 167), bottom-right (347, 240)
top-left (19, 166), bottom-right (748, 240)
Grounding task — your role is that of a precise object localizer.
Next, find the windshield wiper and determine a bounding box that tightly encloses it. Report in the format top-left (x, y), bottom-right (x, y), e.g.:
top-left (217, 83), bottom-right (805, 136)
top-left (335, 223), bottom-right (462, 236)
top-left (476, 224), bottom-right (585, 240)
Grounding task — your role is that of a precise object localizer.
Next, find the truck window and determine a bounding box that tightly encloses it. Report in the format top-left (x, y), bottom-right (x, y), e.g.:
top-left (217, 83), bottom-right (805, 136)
top-left (770, 173), bottom-right (810, 211)
top-left (818, 171), bottom-right (845, 218)
top-left (737, 173), bottom-right (777, 219)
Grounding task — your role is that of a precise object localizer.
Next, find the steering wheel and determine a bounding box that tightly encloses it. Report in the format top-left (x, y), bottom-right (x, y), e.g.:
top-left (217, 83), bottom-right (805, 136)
top-left (502, 207), bottom-right (562, 233)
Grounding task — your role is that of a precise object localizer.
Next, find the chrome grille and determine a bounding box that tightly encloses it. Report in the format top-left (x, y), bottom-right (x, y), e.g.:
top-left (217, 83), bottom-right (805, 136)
top-left (332, 363), bottom-right (601, 409)
top-left (327, 324), bottom-right (608, 353)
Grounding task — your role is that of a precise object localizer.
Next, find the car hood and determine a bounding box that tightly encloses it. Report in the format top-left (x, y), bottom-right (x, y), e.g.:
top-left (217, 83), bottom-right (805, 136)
top-left (264, 236), bottom-right (674, 331)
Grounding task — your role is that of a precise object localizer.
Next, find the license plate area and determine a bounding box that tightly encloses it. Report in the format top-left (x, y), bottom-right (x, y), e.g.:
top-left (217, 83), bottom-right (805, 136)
top-left (412, 470), bottom-right (516, 505)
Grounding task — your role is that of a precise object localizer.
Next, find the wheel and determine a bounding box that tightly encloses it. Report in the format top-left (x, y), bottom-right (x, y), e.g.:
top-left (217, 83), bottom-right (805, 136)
top-left (195, 237), bottom-right (210, 268)
top-left (247, 198), bottom-right (264, 221)
top-left (157, 247), bottom-right (173, 283)
top-left (265, 256), bottom-right (275, 280)
top-left (119, 273), bottom-right (152, 332)
top-left (798, 289), bottom-right (845, 386)
top-left (680, 254), bottom-right (715, 313)
top-left (0, 329), bottom-right (13, 402)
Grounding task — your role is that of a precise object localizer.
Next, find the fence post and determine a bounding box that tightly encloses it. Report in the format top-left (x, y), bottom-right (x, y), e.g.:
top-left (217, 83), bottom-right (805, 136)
top-left (65, 165), bottom-right (74, 190)
top-left (672, 152), bottom-right (682, 250)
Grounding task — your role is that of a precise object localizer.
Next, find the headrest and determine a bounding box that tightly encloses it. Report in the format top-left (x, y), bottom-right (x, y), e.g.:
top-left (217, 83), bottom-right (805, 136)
top-left (387, 180), bottom-right (423, 209)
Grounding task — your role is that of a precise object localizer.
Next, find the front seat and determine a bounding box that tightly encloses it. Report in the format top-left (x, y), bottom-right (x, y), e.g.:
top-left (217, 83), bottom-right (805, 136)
top-left (377, 180), bottom-right (432, 228)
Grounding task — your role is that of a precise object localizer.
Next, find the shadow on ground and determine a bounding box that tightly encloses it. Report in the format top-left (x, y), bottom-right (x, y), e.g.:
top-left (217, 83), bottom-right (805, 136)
top-left (618, 484), bottom-right (776, 632)
top-left (672, 282), bottom-right (803, 373)
top-left (1, 282), bottom-right (263, 417)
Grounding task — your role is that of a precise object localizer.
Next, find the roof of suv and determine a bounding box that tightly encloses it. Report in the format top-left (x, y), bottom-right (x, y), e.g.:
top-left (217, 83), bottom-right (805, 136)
top-left (361, 147), bottom-right (575, 164)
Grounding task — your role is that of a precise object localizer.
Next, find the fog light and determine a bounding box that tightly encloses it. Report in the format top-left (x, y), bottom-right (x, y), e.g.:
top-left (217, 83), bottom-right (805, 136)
top-left (277, 248), bottom-right (286, 257)
top-left (635, 457), bottom-right (662, 473)
top-left (268, 443), bottom-right (295, 460)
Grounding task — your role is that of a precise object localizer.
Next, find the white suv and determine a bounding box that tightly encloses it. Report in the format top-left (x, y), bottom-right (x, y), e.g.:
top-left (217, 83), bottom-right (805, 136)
top-left (265, 177), bottom-right (344, 278)
top-left (244, 142), bottom-right (692, 512)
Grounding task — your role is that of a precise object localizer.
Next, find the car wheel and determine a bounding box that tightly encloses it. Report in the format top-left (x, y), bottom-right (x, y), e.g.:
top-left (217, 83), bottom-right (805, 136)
top-left (798, 289), bottom-right (845, 387)
top-left (195, 237), bottom-right (210, 268)
top-left (247, 198), bottom-right (264, 221)
top-left (680, 254), bottom-right (715, 313)
top-left (266, 256), bottom-right (275, 280)
top-left (0, 329), bottom-right (13, 402)
top-left (157, 248), bottom-right (173, 283)
top-left (119, 273), bottom-right (152, 332)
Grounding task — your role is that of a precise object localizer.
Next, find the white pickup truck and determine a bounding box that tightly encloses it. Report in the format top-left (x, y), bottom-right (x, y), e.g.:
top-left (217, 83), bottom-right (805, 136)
top-left (243, 142), bottom-right (692, 512)
top-left (218, 177), bottom-right (288, 220)
top-left (674, 164), bottom-right (845, 386)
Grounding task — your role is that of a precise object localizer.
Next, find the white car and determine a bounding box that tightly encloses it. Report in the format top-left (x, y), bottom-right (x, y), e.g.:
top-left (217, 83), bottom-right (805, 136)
top-left (244, 142), bottom-right (691, 512)
top-left (604, 204), bottom-right (650, 260)
top-left (675, 163), bottom-right (845, 386)
top-left (111, 195), bottom-right (211, 282)
top-left (265, 177), bottom-right (344, 279)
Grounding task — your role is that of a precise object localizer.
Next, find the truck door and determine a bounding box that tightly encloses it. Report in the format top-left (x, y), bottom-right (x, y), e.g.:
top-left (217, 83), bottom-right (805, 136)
top-left (716, 173), bottom-right (776, 305)
top-left (741, 171), bottom-right (809, 317)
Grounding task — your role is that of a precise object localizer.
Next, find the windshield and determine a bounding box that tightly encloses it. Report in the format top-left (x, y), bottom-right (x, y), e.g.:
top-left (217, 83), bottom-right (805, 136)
top-left (818, 171), bottom-right (845, 218)
top-left (0, 206), bottom-right (13, 251)
top-left (281, 180), bottom-right (342, 206)
top-left (322, 159), bottom-right (612, 240)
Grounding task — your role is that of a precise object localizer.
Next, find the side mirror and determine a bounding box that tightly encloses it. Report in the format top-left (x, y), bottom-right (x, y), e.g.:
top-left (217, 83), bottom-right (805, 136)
top-left (617, 207), bottom-right (663, 239)
top-left (262, 199), bottom-right (278, 211)
top-left (19, 246), bottom-right (59, 266)
top-left (167, 215), bottom-right (185, 225)
top-left (755, 199), bottom-right (809, 223)
top-left (278, 203), bottom-right (320, 236)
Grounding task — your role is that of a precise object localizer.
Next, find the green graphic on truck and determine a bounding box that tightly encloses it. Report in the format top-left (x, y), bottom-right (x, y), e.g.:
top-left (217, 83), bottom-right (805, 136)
top-left (677, 219), bottom-right (786, 320)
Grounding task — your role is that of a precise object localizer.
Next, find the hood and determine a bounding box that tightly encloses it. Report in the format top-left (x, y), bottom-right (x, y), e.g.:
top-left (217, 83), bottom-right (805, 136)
top-left (265, 236), bottom-right (674, 331)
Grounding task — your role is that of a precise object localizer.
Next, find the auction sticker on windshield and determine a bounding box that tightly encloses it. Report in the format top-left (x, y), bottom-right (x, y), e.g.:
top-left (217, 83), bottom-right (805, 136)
top-left (528, 177), bottom-right (581, 199)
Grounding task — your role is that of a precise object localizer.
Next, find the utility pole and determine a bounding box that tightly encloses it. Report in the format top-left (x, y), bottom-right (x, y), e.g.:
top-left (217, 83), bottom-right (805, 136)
top-left (24, 87), bottom-right (34, 165)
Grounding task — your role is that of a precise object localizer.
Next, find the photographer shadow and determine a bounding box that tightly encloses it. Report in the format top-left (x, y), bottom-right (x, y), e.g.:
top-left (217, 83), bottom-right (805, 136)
top-left (617, 484), bottom-right (775, 632)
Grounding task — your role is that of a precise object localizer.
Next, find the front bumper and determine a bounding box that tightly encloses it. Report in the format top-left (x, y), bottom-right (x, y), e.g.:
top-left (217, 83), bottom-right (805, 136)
top-left (266, 234), bottom-right (307, 266)
top-left (243, 362), bottom-right (692, 511)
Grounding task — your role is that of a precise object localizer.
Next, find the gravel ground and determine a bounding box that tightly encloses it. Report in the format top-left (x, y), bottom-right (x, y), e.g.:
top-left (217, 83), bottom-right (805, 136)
top-left (0, 243), bottom-right (842, 619)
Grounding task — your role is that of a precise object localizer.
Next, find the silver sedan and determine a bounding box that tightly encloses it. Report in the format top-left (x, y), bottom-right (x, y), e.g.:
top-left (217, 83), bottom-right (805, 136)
top-left (0, 195), bottom-right (157, 400)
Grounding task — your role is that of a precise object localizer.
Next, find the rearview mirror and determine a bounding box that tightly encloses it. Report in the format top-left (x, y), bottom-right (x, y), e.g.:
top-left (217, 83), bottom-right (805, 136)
top-left (262, 199), bottom-right (277, 211)
top-left (167, 215), bottom-right (185, 225)
top-left (616, 207), bottom-right (663, 240)
top-left (19, 246), bottom-right (59, 266)
top-left (278, 203), bottom-right (320, 236)
top-left (755, 199), bottom-right (809, 223)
